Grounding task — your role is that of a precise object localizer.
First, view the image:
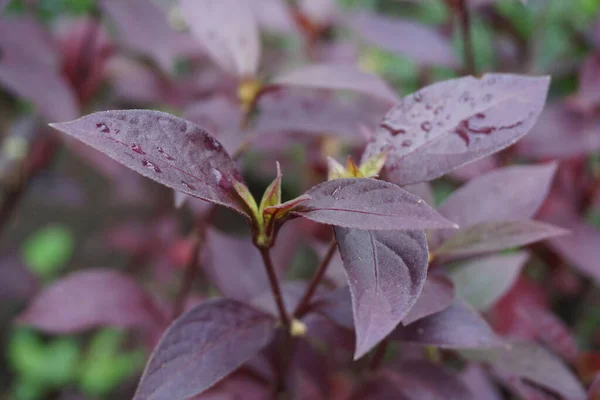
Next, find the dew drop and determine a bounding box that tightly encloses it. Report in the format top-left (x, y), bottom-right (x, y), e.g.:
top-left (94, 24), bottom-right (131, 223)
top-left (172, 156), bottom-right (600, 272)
top-left (181, 181), bottom-right (197, 191)
top-left (434, 106), bottom-right (443, 115)
top-left (482, 93), bottom-right (493, 103)
top-left (332, 187), bottom-right (341, 200)
top-left (211, 168), bottom-right (223, 184)
top-left (204, 135), bottom-right (222, 151)
top-left (131, 144), bottom-right (145, 155)
top-left (414, 92), bottom-right (423, 102)
top-left (459, 92), bottom-right (471, 103)
top-left (475, 113), bottom-right (486, 119)
top-left (425, 103), bottom-right (433, 110)
top-left (421, 121), bottom-right (432, 132)
top-left (142, 160), bottom-right (161, 173)
top-left (157, 146), bottom-right (175, 160)
top-left (401, 140), bottom-right (412, 147)
top-left (95, 123), bottom-right (110, 133)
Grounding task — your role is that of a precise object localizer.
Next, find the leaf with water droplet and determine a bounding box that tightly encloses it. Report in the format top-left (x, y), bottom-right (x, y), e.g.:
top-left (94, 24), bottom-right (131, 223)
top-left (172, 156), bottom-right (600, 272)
top-left (364, 74), bottom-right (550, 185)
top-left (49, 110), bottom-right (247, 216)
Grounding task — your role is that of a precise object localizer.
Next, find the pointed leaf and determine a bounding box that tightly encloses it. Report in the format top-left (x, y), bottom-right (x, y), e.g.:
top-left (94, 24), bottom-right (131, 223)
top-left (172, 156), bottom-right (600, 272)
top-left (272, 64), bottom-right (399, 104)
top-left (259, 162), bottom-right (282, 212)
top-left (179, 0), bottom-right (260, 77)
top-left (450, 252), bottom-right (529, 311)
top-left (17, 270), bottom-right (160, 333)
top-left (364, 74), bottom-right (550, 185)
top-left (296, 178), bottom-right (457, 230)
top-left (49, 110), bottom-right (246, 215)
top-left (334, 227), bottom-right (429, 359)
top-left (461, 342), bottom-right (587, 400)
top-left (345, 12), bottom-right (458, 67)
top-left (134, 299), bottom-right (276, 400)
top-left (392, 299), bottom-right (503, 349)
top-left (435, 220), bottom-right (567, 259)
top-left (438, 163), bottom-right (557, 232)
top-left (402, 273), bottom-right (455, 325)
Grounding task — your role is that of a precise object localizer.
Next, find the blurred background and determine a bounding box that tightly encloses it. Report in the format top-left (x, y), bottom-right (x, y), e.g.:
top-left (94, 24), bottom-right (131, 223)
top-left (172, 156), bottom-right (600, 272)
top-left (1, 0), bottom-right (600, 399)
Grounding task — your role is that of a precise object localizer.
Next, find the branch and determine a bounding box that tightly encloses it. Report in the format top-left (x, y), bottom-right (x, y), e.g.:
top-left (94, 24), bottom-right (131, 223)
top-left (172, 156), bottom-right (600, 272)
top-left (259, 246), bottom-right (291, 327)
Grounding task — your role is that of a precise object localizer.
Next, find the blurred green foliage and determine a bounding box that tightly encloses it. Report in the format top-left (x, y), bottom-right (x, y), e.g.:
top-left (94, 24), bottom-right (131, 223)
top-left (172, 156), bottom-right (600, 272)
top-left (21, 225), bottom-right (74, 280)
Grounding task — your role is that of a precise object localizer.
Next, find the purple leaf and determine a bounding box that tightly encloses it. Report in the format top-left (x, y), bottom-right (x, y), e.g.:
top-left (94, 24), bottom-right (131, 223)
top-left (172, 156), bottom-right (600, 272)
top-left (0, 254), bottom-right (39, 301)
top-left (392, 299), bottom-right (503, 349)
top-left (296, 178), bottom-right (457, 230)
top-left (372, 362), bottom-right (474, 400)
top-left (17, 270), bottom-right (161, 333)
top-left (250, 282), bottom-right (306, 317)
top-left (272, 63), bottom-right (399, 104)
top-left (253, 90), bottom-right (385, 141)
top-left (334, 227), bottom-right (428, 359)
top-left (401, 273), bottom-right (455, 325)
top-left (344, 11), bottom-right (458, 68)
top-left (252, 0), bottom-right (297, 34)
top-left (179, 0), bottom-right (260, 77)
top-left (438, 163), bottom-right (557, 229)
top-left (517, 103), bottom-right (600, 159)
top-left (100, 0), bottom-right (199, 72)
top-left (134, 299), bottom-right (276, 400)
top-left (363, 74), bottom-right (550, 185)
top-left (460, 365), bottom-right (503, 400)
top-left (461, 341), bottom-right (587, 400)
top-left (310, 286), bottom-right (354, 331)
top-left (49, 110), bottom-right (247, 215)
top-left (449, 252), bottom-right (529, 311)
top-left (434, 220), bottom-right (568, 259)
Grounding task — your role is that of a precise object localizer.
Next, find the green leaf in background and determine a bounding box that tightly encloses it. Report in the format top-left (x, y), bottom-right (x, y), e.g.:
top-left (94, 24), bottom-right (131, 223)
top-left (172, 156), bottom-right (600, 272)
top-left (78, 329), bottom-right (146, 397)
top-left (21, 224), bottom-right (74, 279)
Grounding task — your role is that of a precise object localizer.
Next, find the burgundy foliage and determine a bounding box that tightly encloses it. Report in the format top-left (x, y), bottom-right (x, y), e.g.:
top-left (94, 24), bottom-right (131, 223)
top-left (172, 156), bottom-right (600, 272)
top-left (3, 0), bottom-right (599, 399)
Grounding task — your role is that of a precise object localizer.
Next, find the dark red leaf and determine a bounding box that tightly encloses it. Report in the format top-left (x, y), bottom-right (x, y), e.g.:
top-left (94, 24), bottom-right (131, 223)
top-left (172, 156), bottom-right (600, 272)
top-left (434, 220), bottom-right (567, 259)
top-left (49, 110), bottom-right (247, 215)
top-left (363, 74), bottom-right (550, 185)
top-left (450, 252), bottom-right (529, 311)
top-left (461, 341), bottom-right (587, 400)
top-left (17, 269), bottom-right (161, 333)
top-left (179, 0), bottom-right (260, 77)
top-left (402, 273), bottom-right (455, 325)
top-left (334, 228), bottom-right (428, 358)
top-left (344, 11), bottom-right (458, 67)
top-left (134, 299), bottom-right (276, 400)
top-left (296, 178), bottom-right (457, 230)
top-left (392, 299), bottom-right (503, 349)
top-left (272, 64), bottom-right (399, 104)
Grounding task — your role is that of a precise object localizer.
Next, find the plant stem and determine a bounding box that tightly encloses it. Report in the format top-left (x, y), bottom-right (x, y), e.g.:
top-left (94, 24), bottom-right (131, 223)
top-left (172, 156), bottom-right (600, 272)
top-left (259, 247), bottom-right (291, 327)
top-left (368, 340), bottom-right (389, 372)
top-left (457, 0), bottom-right (476, 75)
top-left (294, 239), bottom-right (337, 317)
top-left (171, 229), bottom-right (202, 320)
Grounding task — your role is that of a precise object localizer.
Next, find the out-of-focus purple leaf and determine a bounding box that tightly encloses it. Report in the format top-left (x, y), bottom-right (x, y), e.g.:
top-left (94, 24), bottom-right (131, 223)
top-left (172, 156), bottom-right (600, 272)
top-left (461, 341), bottom-right (587, 400)
top-left (545, 212), bottom-right (600, 285)
top-left (179, 0), bottom-right (260, 77)
top-left (589, 374), bottom-right (600, 400)
top-left (253, 90), bottom-right (385, 141)
top-left (250, 281), bottom-right (306, 317)
top-left (190, 374), bottom-right (270, 400)
top-left (310, 286), bottom-right (354, 330)
top-left (296, 178), bottom-right (457, 230)
top-left (364, 74), bottom-right (550, 185)
top-left (401, 273), bottom-right (455, 325)
top-left (460, 365), bottom-right (503, 400)
top-left (517, 104), bottom-right (600, 159)
top-left (435, 220), bottom-right (567, 259)
top-left (568, 54), bottom-right (600, 114)
top-left (49, 110), bottom-right (247, 215)
top-left (494, 369), bottom-right (561, 400)
top-left (392, 299), bottom-right (503, 349)
top-left (401, 182), bottom-right (434, 206)
top-left (334, 228), bottom-right (428, 359)
top-left (17, 270), bottom-right (161, 333)
top-left (253, 0), bottom-right (297, 34)
top-left (374, 362), bottom-right (474, 400)
top-left (272, 63), bottom-right (399, 104)
top-left (0, 16), bottom-right (79, 121)
top-left (298, 0), bottom-right (338, 28)
top-left (449, 252), bottom-right (529, 311)
top-left (134, 299), bottom-right (276, 400)
top-left (447, 155), bottom-right (499, 182)
top-left (344, 11), bottom-right (458, 68)
top-left (438, 163), bottom-right (557, 229)
top-left (201, 229), bottom-right (268, 301)
top-left (100, 0), bottom-right (199, 72)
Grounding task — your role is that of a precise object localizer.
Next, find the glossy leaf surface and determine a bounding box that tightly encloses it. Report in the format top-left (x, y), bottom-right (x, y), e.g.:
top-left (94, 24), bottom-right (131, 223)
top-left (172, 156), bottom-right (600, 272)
top-left (364, 74), bottom-right (550, 185)
top-left (49, 110), bottom-right (246, 215)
